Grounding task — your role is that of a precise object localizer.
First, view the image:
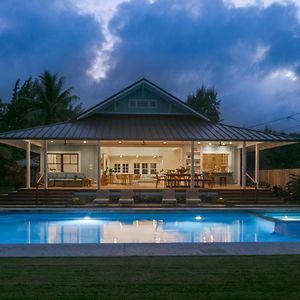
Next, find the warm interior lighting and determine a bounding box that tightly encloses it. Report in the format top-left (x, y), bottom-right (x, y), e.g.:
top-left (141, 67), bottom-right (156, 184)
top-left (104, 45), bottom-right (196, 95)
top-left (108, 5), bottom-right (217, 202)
top-left (83, 140), bottom-right (87, 144)
top-left (208, 142), bottom-right (212, 146)
top-left (50, 140), bottom-right (54, 143)
top-left (163, 141), bottom-right (167, 144)
top-left (118, 141), bottom-right (122, 144)
top-left (153, 155), bottom-right (157, 158)
top-left (136, 155), bottom-right (139, 158)
top-left (229, 142), bottom-right (233, 145)
top-left (120, 155), bottom-right (123, 158)
top-left (197, 142), bottom-right (201, 144)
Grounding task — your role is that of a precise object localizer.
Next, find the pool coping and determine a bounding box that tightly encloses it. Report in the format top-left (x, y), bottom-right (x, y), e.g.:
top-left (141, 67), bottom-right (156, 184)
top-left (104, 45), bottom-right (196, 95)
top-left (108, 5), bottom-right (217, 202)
top-left (0, 242), bottom-right (300, 257)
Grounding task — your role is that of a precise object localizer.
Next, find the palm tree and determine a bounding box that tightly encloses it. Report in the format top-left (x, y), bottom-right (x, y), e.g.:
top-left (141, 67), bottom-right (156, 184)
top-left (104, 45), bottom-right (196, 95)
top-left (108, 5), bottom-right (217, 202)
top-left (28, 71), bottom-right (82, 124)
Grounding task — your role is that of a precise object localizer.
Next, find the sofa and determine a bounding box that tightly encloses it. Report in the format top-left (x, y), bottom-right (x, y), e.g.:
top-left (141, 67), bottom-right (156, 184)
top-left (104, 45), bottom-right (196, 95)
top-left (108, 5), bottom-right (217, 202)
top-left (48, 172), bottom-right (91, 187)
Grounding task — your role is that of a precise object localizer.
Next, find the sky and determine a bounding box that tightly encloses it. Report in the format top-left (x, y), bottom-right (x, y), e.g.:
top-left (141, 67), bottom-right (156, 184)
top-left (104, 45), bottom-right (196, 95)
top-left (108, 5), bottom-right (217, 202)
top-left (1, 0), bottom-right (300, 131)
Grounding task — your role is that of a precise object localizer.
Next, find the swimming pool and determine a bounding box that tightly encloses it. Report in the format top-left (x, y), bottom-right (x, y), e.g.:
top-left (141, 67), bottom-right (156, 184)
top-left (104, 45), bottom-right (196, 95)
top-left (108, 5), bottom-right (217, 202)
top-left (0, 210), bottom-right (300, 244)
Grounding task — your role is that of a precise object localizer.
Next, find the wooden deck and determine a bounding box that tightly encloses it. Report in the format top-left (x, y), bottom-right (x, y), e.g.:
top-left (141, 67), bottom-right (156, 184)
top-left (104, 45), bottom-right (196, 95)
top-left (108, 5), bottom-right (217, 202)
top-left (40, 183), bottom-right (261, 191)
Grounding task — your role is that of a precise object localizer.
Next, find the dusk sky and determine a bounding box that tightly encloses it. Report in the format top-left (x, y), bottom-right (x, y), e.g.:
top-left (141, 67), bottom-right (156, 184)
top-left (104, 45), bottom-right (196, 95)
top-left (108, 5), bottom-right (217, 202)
top-left (1, 0), bottom-right (300, 131)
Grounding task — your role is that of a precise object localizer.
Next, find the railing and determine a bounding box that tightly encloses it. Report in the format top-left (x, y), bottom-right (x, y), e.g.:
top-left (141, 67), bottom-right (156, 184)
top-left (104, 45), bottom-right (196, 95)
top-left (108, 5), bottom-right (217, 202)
top-left (35, 174), bottom-right (44, 205)
top-left (246, 172), bottom-right (257, 188)
top-left (246, 172), bottom-right (258, 202)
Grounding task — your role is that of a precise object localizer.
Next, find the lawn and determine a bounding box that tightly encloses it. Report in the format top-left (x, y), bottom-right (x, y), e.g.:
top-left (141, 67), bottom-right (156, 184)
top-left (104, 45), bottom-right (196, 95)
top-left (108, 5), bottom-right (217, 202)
top-left (0, 255), bottom-right (300, 300)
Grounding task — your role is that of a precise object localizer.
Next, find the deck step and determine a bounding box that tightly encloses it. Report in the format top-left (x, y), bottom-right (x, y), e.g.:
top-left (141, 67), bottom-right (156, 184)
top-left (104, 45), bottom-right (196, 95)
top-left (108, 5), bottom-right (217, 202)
top-left (220, 189), bottom-right (284, 205)
top-left (0, 189), bottom-right (75, 206)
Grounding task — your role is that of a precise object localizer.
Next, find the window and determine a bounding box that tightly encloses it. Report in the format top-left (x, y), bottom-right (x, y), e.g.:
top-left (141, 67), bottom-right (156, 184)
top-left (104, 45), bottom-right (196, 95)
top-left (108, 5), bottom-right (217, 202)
top-left (48, 153), bottom-right (79, 172)
top-left (133, 163), bottom-right (140, 174)
top-left (122, 163), bottom-right (129, 173)
top-left (114, 163), bottom-right (121, 173)
top-left (202, 153), bottom-right (230, 172)
top-left (142, 163), bottom-right (148, 174)
top-left (128, 99), bottom-right (157, 109)
top-left (150, 163), bottom-right (157, 174)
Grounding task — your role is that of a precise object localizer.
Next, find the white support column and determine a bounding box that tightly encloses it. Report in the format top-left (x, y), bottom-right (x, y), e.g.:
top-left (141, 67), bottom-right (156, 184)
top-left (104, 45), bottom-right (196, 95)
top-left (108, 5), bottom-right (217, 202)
top-left (255, 143), bottom-right (260, 188)
top-left (242, 141), bottom-right (246, 190)
top-left (97, 140), bottom-right (101, 191)
top-left (191, 141), bottom-right (195, 189)
top-left (43, 140), bottom-right (48, 190)
top-left (26, 141), bottom-right (31, 189)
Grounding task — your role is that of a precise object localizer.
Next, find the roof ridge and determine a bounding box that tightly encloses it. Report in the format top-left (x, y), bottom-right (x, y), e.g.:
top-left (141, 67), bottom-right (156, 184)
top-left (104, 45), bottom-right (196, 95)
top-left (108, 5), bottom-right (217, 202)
top-left (77, 78), bottom-right (210, 121)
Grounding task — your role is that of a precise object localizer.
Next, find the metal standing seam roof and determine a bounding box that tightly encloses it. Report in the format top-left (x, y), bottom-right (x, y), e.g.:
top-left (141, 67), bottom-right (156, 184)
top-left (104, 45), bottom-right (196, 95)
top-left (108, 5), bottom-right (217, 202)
top-left (0, 115), bottom-right (297, 142)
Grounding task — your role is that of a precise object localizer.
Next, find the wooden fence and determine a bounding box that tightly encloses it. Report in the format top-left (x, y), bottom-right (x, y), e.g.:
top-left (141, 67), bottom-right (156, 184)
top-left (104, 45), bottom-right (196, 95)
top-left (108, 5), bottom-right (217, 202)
top-left (259, 168), bottom-right (300, 187)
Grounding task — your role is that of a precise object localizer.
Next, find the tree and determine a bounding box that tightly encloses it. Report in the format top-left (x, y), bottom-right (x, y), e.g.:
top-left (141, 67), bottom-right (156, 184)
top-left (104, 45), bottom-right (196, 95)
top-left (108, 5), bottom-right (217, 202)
top-left (3, 78), bottom-right (36, 130)
top-left (27, 70), bottom-right (82, 125)
top-left (187, 85), bottom-right (221, 122)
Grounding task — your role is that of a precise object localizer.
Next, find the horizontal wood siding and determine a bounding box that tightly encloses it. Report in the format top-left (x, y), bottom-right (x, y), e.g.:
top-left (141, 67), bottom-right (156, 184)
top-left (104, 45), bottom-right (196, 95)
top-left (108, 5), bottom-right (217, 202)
top-left (260, 168), bottom-right (300, 187)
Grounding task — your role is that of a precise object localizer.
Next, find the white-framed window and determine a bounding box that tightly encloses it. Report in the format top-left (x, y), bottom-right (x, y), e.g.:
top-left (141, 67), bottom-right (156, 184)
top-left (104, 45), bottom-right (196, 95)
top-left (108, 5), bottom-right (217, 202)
top-left (133, 163), bottom-right (140, 174)
top-left (150, 163), bottom-right (157, 174)
top-left (48, 153), bottom-right (79, 172)
top-left (142, 163), bottom-right (148, 174)
top-left (128, 99), bottom-right (157, 109)
top-left (122, 163), bottom-right (129, 173)
top-left (114, 163), bottom-right (121, 173)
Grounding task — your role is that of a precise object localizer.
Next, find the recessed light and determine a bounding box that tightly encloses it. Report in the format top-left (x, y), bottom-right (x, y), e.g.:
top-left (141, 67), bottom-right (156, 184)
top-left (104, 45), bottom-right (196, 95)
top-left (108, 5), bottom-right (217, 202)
top-left (197, 142), bottom-right (201, 144)
top-left (229, 142), bottom-right (232, 145)
top-left (163, 141), bottom-right (167, 144)
top-left (118, 141), bottom-right (122, 144)
top-left (136, 155), bottom-right (139, 158)
top-left (83, 140), bottom-right (87, 144)
top-left (50, 140), bottom-right (54, 143)
top-left (153, 155), bottom-right (157, 158)
top-left (120, 155), bottom-right (123, 158)
top-left (208, 142), bottom-right (212, 146)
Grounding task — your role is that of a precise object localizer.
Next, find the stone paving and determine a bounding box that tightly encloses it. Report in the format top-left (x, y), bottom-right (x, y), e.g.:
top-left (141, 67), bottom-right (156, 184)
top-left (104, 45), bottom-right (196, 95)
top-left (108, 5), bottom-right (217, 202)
top-left (0, 242), bottom-right (300, 257)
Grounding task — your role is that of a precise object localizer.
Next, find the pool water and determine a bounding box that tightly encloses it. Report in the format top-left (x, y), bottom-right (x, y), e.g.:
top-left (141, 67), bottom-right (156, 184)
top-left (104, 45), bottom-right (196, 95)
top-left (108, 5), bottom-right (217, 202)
top-left (0, 210), bottom-right (300, 244)
top-left (263, 212), bottom-right (300, 221)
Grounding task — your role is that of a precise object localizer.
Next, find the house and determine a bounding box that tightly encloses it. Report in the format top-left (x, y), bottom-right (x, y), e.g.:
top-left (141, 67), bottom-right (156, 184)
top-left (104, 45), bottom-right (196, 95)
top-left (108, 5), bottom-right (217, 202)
top-left (0, 78), bottom-right (297, 191)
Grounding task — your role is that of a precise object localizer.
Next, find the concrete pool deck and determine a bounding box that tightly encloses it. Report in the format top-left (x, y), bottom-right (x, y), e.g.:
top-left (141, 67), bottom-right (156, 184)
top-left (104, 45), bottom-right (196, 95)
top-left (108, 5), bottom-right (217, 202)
top-left (1, 242), bottom-right (300, 257)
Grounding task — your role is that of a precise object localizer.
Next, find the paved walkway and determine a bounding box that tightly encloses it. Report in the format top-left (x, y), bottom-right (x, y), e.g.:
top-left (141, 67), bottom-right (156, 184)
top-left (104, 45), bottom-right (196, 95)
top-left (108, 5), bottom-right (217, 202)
top-left (0, 243), bottom-right (300, 257)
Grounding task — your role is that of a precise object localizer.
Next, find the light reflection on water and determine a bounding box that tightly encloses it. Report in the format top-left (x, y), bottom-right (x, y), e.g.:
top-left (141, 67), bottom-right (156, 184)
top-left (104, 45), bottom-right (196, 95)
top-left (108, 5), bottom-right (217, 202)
top-left (0, 211), bottom-right (300, 244)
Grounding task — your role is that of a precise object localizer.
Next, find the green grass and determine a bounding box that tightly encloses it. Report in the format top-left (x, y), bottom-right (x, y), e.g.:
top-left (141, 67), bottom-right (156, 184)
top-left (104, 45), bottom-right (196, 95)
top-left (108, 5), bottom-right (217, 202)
top-left (0, 256), bottom-right (300, 299)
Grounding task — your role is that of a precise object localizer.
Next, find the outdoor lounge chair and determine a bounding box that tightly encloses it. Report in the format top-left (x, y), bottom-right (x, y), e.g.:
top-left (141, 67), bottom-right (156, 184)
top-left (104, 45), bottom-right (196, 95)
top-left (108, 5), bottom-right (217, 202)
top-left (119, 190), bottom-right (134, 205)
top-left (186, 189), bottom-right (201, 205)
top-left (93, 190), bottom-right (110, 204)
top-left (162, 189), bottom-right (177, 205)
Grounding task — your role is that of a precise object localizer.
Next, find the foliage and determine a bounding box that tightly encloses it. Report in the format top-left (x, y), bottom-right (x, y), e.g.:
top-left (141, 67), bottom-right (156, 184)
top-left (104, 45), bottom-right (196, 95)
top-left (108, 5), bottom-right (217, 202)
top-left (187, 85), bottom-right (221, 122)
top-left (27, 71), bottom-right (83, 125)
top-left (3, 77), bottom-right (37, 130)
top-left (286, 173), bottom-right (300, 203)
top-left (0, 71), bottom-right (83, 188)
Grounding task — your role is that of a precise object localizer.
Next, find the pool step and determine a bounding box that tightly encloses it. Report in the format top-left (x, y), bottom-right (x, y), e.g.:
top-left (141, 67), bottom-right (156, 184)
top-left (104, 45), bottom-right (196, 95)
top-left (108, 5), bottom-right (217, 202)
top-left (0, 190), bottom-right (75, 206)
top-left (220, 190), bottom-right (284, 205)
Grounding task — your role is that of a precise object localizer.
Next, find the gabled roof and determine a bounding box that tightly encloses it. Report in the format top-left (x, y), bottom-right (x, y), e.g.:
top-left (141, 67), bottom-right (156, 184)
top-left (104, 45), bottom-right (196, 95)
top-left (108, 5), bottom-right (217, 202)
top-left (77, 78), bottom-right (210, 121)
top-left (0, 115), bottom-right (297, 142)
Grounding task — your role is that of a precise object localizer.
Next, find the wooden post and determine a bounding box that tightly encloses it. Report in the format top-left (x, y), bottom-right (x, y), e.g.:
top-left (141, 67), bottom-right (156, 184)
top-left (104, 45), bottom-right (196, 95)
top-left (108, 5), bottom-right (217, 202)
top-left (97, 140), bottom-right (101, 191)
top-left (26, 141), bottom-right (31, 189)
top-left (255, 143), bottom-right (260, 188)
top-left (43, 140), bottom-right (48, 190)
top-left (242, 141), bottom-right (246, 190)
top-left (191, 141), bottom-right (195, 189)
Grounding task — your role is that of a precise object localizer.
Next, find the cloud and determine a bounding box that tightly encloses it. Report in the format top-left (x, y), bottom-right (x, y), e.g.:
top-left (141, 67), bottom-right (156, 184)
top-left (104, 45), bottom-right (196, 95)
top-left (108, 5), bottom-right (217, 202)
top-left (0, 0), bottom-right (102, 100)
top-left (1, 0), bottom-right (300, 132)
